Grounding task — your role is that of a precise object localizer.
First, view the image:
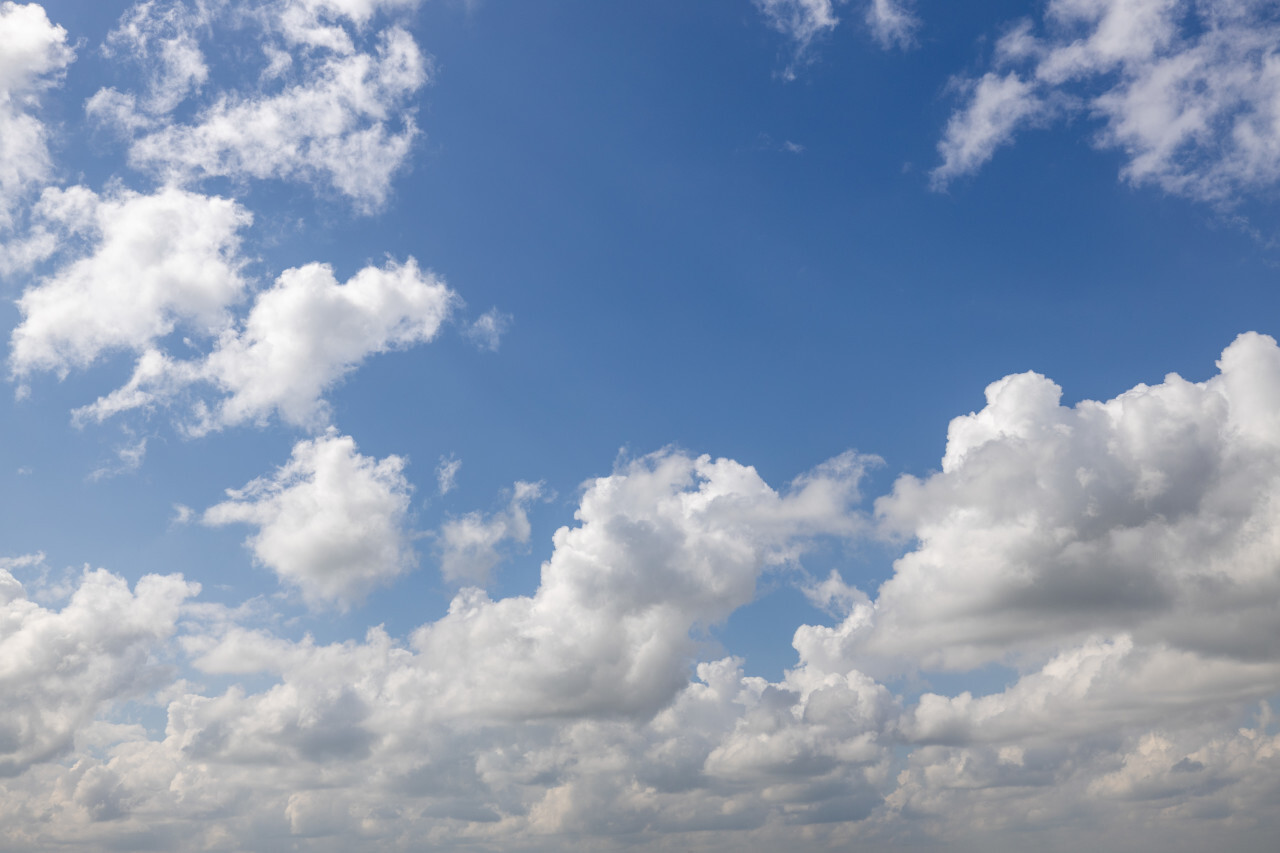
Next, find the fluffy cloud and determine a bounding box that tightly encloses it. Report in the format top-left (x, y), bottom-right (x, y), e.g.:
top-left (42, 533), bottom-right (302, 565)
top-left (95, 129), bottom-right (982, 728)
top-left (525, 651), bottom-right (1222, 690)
top-left (866, 332), bottom-right (1280, 671)
top-left (0, 447), bottom-right (887, 849)
top-left (0, 1), bottom-right (74, 229)
top-left (92, 0), bottom-right (211, 120)
top-left (5, 346), bottom-right (1280, 848)
top-left (73, 256), bottom-right (456, 433)
top-left (91, 0), bottom-right (429, 210)
top-left (0, 565), bottom-right (196, 777)
top-left (8, 185), bottom-right (251, 379)
top-left (933, 0), bottom-right (1280, 201)
top-left (203, 432), bottom-right (416, 609)
top-left (437, 480), bottom-right (544, 585)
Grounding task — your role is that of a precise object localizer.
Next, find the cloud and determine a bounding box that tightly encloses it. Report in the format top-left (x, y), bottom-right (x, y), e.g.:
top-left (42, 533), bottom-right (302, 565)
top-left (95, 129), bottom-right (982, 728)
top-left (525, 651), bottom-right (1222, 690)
top-left (754, 0), bottom-right (918, 76)
top-left (3, 360), bottom-right (1280, 848)
top-left (0, 1), bottom-right (74, 232)
top-left (202, 431), bottom-right (416, 609)
top-left (91, 0), bottom-right (430, 210)
top-left (0, 447), bottom-right (884, 848)
top-left (92, 0), bottom-right (211, 119)
top-left (437, 480), bottom-right (544, 584)
top-left (466, 308), bottom-right (511, 352)
top-left (8, 185), bottom-right (251, 379)
top-left (796, 333), bottom-right (1280, 677)
top-left (73, 256), bottom-right (457, 434)
top-left (0, 565), bottom-right (196, 777)
top-left (933, 0), bottom-right (1280, 202)
top-left (864, 0), bottom-right (918, 49)
top-left (435, 453), bottom-right (460, 495)
top-left (754, 0), bottom-right (840, 80)
top-left (931, 72), bottom-right (1045, 190)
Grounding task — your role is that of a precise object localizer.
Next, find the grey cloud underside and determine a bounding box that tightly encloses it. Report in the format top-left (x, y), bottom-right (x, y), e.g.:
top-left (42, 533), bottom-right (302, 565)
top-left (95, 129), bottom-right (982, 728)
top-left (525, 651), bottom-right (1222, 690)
top-left (5, 336), bottom-right (1280, 849)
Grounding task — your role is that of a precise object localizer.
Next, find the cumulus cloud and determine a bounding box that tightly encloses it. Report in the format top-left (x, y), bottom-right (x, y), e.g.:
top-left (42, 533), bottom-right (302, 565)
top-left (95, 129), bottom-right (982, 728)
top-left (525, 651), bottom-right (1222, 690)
top-left (0, 565), bottom-right (196, 776)
top-left (8, 185), bottom-right (251, 379)
top-left (91, 0), bottom-right (212, 120)
top-left (0, 1), bottom-right (74, 229)
top-left (203, 431), bottom-right (416, 609)
top-left (820, 332), bottom-right (1280, 673)
top-left (91, 0), bottom-right (430, 210)
top-left (437, 480), bottom-right (543, 584)
top-left (933, 0), bottom-right (1280, 202)
top-left (5, 355), bottom-right (1280, 850)
top-left (0, 447), bottom-right (886, 848)
top-left (72, 256), bottom-right (457, 434)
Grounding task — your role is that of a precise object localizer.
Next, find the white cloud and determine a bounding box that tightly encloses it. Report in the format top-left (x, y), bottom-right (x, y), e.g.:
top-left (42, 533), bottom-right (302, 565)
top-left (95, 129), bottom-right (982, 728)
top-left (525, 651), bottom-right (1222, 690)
top-left (755, 0), bottom-right (840, 80)
top-left (92, 0), bottom-right (431, 211)
top-left (435, 453), bottom-right (460, 495)
top-left (934, 0), bottom-right (1280, 202)
top-left (437, 480), bottom-right (543, 584)
top-left (8, 185), bottom-right (251, 379)
top-left (467, 308), bottom-right (511, 352)
top-left (3, 379), bottom-right (1280, 848)
top-left (797, 332), bottom-right (1280, 676)
top-left (74, 257), bottom-right (457, 434)
top-left (0, 565), bottom-right (196, 776)
top-left (865, 0), bottom-right (918, 49)
top-left (202, 431), bottom-right (416, 609)
top-left (0, 1), bottom-right (74, 229)
top-left (94, 0), bottom-right (211, 119)
top-left (754, 0), bottom-right (919, 76)
top-left (931, 72), bottom-right (1045, 190)
top-left (0, 448), bottom-right (883, 848)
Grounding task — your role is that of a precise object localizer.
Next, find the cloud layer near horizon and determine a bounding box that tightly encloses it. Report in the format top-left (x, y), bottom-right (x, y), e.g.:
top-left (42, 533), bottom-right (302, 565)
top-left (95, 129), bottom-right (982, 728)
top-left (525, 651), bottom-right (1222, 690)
top-left (3, 336), bottom-right (1280, 851)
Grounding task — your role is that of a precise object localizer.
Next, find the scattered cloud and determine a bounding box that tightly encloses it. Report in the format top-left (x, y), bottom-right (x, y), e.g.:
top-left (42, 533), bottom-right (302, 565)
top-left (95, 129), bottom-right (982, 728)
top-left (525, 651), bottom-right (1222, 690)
top-left (8, 185), bottom-right (251, 379)
top-left (865, 0), bottom-right (918, 50)
top-left (467, 308), bottom-right (511, 352)
top-left (0, 1), bottom-right (75, 230)
top-left (437, 479), bottom-right (543, 584)
top-left (0, 565), bottom-right (196, 776)
top-left (70, 256), bottom-right (457, 434)
top-left (89, 0), bottom-right (430, 211)
top-left (933, 0), bottom-right (1280, 202)
top-left (435, 453), bottom-right (460, 495)
top-left (202, 431), bottom-right (417, 609)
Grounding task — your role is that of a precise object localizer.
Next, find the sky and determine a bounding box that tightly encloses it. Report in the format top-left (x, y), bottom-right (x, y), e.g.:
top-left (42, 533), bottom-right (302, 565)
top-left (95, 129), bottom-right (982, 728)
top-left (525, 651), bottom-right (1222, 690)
top-left (2, 0), bottom-right (1280, 850)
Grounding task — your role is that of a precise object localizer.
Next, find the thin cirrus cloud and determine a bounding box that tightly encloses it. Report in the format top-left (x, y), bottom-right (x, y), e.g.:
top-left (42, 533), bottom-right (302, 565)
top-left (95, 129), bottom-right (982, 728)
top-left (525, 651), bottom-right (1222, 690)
top-left (932, 0), bottom-right (1280, 202)
top-left (754, 0), bottom-right (919, 79)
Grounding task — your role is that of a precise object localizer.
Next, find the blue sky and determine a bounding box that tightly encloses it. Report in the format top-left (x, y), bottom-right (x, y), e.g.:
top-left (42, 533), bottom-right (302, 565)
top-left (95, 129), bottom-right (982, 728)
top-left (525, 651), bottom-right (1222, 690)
top-left (2, 1), bottom-right (1280, 850)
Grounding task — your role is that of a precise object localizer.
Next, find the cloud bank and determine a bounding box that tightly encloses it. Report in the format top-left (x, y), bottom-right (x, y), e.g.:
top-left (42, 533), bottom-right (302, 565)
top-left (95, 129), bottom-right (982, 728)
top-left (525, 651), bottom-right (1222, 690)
top-left (4, 338), bottom-right (1280, 850)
